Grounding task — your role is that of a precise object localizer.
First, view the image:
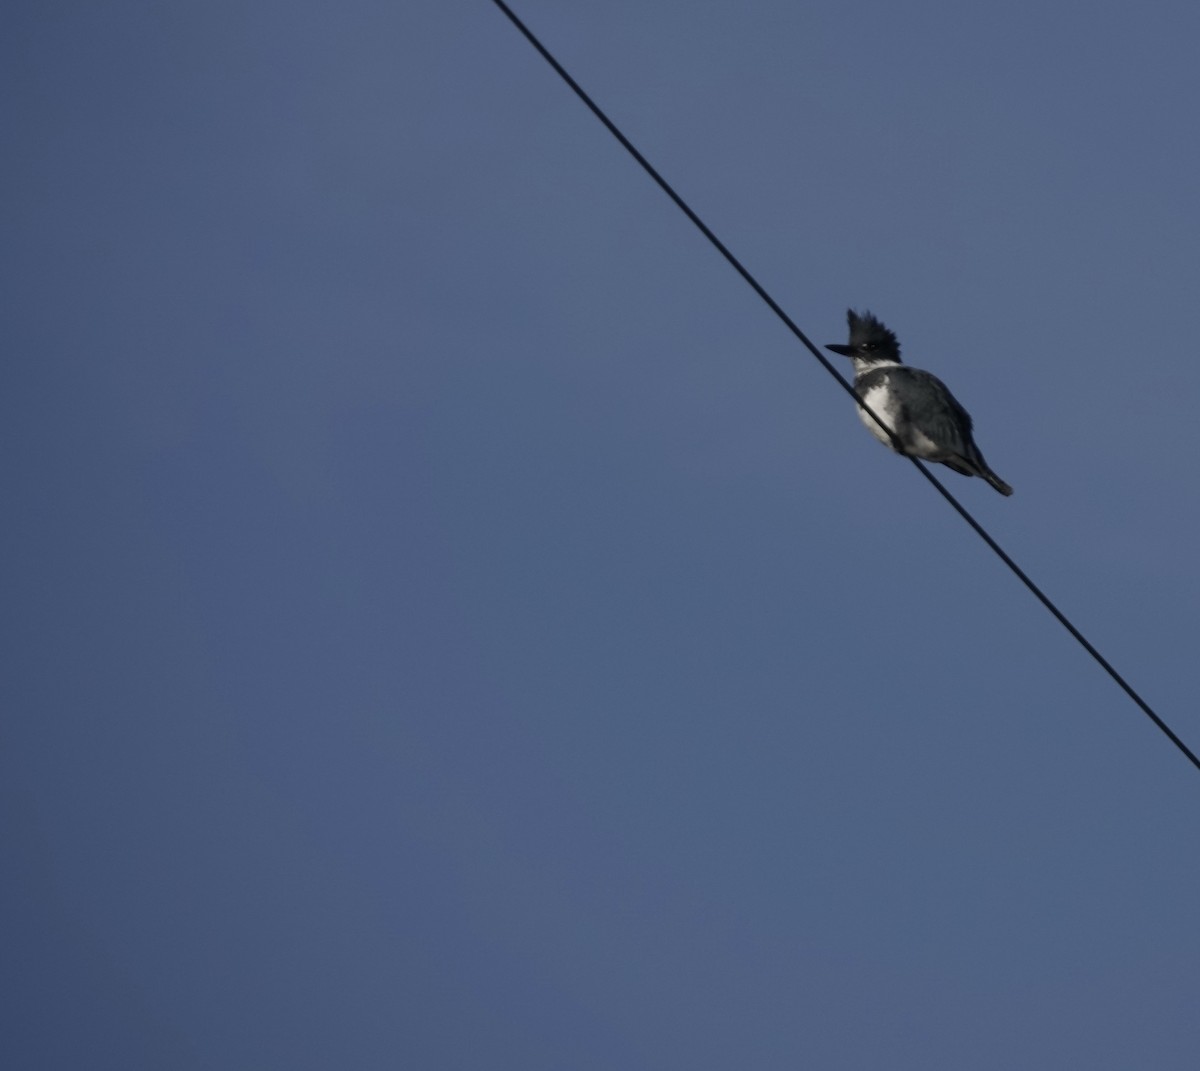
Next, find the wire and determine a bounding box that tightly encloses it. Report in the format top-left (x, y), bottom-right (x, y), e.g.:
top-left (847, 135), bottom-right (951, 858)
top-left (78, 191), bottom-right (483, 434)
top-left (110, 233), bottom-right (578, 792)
top-left (490, 0), bottom-right (1200, 775)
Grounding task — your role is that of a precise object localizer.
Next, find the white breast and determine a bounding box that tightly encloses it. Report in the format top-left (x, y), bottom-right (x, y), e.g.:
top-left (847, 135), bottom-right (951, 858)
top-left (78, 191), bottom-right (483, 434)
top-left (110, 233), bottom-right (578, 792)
top-left (856, 383), bottom-right (901, 449)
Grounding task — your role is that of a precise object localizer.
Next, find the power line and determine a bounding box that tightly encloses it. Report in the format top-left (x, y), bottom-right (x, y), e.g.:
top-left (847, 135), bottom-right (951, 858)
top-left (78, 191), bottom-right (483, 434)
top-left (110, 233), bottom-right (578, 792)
top-left (490, 0), bottom-right (1199, 775)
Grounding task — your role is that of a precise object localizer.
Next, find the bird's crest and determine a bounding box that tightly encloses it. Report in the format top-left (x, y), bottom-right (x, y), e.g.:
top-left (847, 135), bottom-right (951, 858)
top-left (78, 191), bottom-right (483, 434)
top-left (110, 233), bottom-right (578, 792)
top-left (846, 309), bottom-right (900, 360)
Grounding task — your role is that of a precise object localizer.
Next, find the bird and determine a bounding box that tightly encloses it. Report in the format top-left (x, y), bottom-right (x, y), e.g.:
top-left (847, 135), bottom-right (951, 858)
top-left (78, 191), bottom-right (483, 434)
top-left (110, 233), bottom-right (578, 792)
top-left (825, 309), bottom-right (1013, 496)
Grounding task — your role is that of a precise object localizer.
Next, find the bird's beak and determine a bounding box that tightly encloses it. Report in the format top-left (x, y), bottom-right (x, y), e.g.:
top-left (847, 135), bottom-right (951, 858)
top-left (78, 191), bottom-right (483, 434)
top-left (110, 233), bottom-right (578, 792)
top-left (825, 344), bottom-right (854, 356)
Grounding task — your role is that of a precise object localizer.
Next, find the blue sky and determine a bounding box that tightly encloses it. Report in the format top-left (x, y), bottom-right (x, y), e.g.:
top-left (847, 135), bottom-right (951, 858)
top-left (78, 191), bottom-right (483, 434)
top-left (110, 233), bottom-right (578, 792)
top-left (5, 2), bottom-right (1200, 1067)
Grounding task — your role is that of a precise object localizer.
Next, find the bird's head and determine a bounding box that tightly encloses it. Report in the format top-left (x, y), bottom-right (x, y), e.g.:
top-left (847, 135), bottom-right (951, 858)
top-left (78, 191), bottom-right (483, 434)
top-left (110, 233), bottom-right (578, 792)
top-left (826, 309), bottom-right (902, 366)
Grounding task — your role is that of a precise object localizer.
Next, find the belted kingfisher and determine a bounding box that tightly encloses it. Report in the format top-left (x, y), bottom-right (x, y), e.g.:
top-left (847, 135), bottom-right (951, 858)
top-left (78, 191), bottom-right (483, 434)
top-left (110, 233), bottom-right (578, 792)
top-left (826, 309), bottom-right (1013, 496)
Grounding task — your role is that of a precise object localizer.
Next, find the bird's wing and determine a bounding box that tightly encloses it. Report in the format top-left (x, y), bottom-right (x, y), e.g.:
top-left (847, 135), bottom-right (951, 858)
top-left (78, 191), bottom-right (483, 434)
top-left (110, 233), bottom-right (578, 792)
top-left (897, 368), bottom-right (975, 450)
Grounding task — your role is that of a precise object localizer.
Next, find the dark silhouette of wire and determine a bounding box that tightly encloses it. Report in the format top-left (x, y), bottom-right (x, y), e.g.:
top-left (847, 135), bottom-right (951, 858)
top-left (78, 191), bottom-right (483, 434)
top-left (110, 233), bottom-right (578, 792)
top-left (490, 0), bottom-right (1199, 774)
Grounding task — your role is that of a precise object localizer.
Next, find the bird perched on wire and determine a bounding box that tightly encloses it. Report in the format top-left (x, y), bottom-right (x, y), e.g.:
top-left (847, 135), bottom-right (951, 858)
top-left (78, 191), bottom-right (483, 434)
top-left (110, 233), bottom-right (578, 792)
top-left (826, 310), bottom-right (1013, 496)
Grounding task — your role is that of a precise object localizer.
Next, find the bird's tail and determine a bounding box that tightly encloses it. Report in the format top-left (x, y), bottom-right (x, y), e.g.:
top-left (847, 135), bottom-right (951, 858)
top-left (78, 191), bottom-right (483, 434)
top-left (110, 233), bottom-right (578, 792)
top-left (982, 468), bottom-right (1013, 496)
top-left (945, 451), bottom-right (1014, 496)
